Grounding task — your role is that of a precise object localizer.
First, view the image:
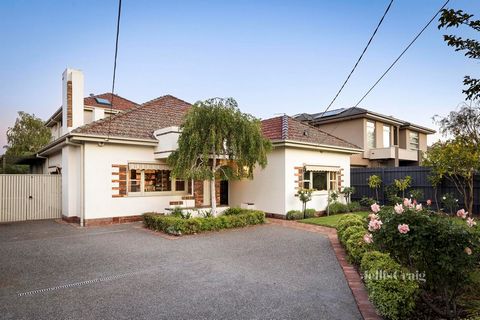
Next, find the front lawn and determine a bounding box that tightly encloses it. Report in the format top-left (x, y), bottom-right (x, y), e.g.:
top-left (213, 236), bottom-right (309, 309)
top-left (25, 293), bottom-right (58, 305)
top-left (299, 211), bottom-right (369, 228)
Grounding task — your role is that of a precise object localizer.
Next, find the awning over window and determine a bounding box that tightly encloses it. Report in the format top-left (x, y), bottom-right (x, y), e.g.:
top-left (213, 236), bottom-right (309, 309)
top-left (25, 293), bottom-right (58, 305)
top-left (128, 163), bottom-right (170, 170)
top-left (304, 165), bottom-right (340, 172)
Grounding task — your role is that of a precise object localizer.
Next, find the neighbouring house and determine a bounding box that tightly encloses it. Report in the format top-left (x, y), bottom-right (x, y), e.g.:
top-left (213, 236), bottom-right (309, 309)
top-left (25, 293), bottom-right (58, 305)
top-left (30, 68), bottom-right (362, 225)
top-left (295, 107), bottom-right (435, 168)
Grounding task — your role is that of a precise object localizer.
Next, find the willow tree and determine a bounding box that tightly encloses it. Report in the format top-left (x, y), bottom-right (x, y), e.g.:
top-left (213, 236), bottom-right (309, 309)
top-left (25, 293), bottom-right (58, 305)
top-left (167, 98), bottom-right (272, 215)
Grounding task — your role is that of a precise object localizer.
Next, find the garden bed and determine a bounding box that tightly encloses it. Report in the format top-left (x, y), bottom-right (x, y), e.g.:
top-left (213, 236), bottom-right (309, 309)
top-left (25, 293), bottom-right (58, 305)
top-left (143, 209), bottom-right (265, 236)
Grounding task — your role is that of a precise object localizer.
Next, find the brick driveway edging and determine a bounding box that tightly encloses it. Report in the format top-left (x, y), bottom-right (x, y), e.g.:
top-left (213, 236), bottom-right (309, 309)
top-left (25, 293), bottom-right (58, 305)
top-left (267, 218), bottom-right (381, 320)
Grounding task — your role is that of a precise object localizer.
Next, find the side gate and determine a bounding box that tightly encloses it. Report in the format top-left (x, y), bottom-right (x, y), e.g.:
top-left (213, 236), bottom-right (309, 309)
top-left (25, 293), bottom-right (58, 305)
top-left (0, 175), bottom-right (62, 222)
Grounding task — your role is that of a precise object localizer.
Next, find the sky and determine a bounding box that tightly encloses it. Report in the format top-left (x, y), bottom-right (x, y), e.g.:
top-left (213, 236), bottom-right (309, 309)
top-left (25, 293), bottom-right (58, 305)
top-left (0, 0), bottom-right (478, 153)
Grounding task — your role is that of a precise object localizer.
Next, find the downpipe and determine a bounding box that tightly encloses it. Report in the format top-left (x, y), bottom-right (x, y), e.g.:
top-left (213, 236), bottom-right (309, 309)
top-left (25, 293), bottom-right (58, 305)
top-left (65, 138), bottom-right (85, 227)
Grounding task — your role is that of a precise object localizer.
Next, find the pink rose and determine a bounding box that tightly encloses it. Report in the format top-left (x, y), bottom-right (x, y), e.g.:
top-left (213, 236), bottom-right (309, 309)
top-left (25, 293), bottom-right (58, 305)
top-left (394, 203), bottom-right (404, 214)
top-left (403, 198), bottom-right (413, 208)
top-left (467, 217), bottom-right (477, 227)
top-left (398, 224), bottom-right (410, 234)
top-left (370, 203), bottom-right (381, 213)
top-left (426, 199), bottom-right (432, 206)
top-left (368, 219), bottom-right (383, 232)
top-left (415, 204), bottom-right (422, 211)
top-left (457, 209), bottom-right (468, 219)
top-left (363, 233), bottom-right (373, 244)
top-left (368, 213), bottom-right (378, 220)
top-left (465, 247), bottom-right (472, 255)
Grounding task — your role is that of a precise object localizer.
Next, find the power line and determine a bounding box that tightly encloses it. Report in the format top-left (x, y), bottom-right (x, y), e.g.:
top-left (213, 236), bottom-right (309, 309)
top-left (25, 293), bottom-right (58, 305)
top-left (353, 0), bottom-right (450, 107)
top-left (318, 0), bottom-right (394, 119)
top-left (317, 0), bottom-right (450, 144)
top-left (107, 0), bottom-right (122, 141)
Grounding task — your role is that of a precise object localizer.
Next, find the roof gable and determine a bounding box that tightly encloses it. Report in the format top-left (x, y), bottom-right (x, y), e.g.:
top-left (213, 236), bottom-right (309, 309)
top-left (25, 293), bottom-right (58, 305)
top-left (73, 95), bottom-right (191, 140)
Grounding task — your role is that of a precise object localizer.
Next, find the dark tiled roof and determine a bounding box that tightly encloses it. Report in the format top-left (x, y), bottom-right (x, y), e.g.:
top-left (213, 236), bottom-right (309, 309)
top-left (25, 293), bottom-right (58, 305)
top-left (73, 95), bottom-right (191, 140)
top-left (84, 93), bottom-right (139, 111)
top-left (262, 116), bottom-right (361, 150)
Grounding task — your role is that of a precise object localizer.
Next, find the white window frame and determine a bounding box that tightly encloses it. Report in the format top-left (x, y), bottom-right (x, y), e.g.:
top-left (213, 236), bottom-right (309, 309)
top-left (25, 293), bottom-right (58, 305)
top-left (366, 120), bottom-right (376, 148)
top-left (408, 131), bottom-right (419, 150)
top-left (383, 125), bottom-right (391, 148)
top-left (303, 170), bottom-right (338, 193)
top-left (127, 168), bottom-right (187, 197)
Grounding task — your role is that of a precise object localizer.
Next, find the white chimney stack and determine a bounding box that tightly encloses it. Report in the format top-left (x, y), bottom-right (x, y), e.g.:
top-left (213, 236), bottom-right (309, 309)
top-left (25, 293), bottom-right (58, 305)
top-left (62, 68), bottom-right (84, 132)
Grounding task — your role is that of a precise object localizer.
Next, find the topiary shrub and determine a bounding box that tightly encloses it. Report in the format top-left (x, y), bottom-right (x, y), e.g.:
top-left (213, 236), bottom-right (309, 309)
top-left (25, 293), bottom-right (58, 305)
top-left (360, 251), bottom-right (419, 320)
top-left (328, 202), bottom-right (349, 214)
top-left (339, 225), bottom-right (366, 246)
top-left (336, 214), bottom-right (365, 235)
top-left (347, 201), bottom-right (361, 212)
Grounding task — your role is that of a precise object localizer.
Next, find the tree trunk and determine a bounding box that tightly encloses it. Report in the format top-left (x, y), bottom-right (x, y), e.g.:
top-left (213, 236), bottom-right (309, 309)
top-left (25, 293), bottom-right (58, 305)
top-left (211, 152), bottom-right (217, 216)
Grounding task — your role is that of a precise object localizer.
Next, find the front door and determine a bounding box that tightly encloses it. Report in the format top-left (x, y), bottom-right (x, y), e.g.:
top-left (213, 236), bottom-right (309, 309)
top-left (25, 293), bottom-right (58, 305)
top-left (220, 180), bottom-right (229, 206)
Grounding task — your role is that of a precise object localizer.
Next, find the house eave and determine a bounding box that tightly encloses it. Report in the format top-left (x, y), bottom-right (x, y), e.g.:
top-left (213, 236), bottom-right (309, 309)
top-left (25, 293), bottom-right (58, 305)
top-left (69, 133), bottom-right (158, 146)
top-left (271, 140), bottom-right (363, 154)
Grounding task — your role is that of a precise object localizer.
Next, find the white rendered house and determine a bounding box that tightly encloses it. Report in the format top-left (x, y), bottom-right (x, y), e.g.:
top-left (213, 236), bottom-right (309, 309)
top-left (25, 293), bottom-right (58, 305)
top-left (33, 68), bottom-right (362, 225)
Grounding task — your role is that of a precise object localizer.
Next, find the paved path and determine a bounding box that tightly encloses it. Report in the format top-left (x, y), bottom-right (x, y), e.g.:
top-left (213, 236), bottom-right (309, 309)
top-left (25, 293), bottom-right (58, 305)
top-left (0, 220), bottom-right (362, 320)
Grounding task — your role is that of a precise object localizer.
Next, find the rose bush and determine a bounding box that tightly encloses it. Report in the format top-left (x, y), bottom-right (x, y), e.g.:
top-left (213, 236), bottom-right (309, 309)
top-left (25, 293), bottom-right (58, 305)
top-left (371, 200), bottom-right (480, 319)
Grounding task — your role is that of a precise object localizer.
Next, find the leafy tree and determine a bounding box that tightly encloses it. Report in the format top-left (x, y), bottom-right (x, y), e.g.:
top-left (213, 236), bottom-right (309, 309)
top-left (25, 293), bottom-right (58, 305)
top-left (2, 112), bottom-right (51, 173)
top-left (167, 98), bottom-right (271, 215)
top-left (438, 8), bottom-right (480, 101)
top-left (423, 138), bottom-right (479, 215)
top-left (434, 102), bottom-right (480, 145)
top-left (394, 176), bottom-right (412, 199)
top-left (368, 175), bottom-right (382, 202)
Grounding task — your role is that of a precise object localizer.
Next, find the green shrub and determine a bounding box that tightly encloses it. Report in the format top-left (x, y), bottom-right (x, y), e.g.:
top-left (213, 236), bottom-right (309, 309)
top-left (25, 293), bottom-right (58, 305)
top-left (336, 214), bottom-right (365, 234)
top-left (359, 196), bottom-right (376, 208)
top-left (328, 202), bottom-right (349, 214)
top-left (286, 210), bottom-right (302, 220)
top-left (339, 225), bottom-right (366, 246)
top-left (286, 209), bottom-right (316, 220)
top-left (345, 230), bottom-right (372, 264)
top-left (360, 251), bottom-right (419, 320)
top-left (223, 207), bottom-right (243, 215)
top-left (347, 201), bottom-right (361, 212)
top-left (143, 210), bottom-right (265, 235)
top-left (304, 208), bottom-right (317, 218)
top-left (373, 205), bottom-right (480, 318)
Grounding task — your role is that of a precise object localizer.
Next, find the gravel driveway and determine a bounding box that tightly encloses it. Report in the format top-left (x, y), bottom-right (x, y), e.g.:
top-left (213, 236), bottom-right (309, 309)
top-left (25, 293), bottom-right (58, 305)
top-left (0, 220), bottom-right (361, 319)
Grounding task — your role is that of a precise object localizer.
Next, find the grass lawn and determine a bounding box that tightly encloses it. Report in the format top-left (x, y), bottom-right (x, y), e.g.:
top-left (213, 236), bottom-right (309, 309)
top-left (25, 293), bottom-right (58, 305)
top-left (299, 211), bottom-right (370, 228)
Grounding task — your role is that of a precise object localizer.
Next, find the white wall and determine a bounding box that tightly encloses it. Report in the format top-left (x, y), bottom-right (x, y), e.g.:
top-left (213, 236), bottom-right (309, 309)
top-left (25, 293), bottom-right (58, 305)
top-left (284, 147), bottom-right (351, 213)
top-left (230, 148), bottom-right (286, 215)
top-left (62, 145), bottom-right (81, 218)
top-left (83, 143), bottom-right (185, 219)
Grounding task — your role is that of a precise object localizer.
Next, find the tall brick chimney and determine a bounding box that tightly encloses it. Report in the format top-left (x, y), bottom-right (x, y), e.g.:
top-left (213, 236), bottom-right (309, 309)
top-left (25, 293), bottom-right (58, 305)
top-left (62, 68), bottom-right (84, 132)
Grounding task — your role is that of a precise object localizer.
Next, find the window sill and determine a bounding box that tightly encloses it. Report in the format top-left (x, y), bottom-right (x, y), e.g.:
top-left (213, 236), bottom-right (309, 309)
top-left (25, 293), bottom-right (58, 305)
top-left (127, 191), bottom-right (188, 197)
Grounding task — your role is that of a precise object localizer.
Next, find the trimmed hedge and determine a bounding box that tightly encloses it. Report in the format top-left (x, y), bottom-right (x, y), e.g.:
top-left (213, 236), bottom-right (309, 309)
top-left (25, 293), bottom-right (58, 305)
top-left (336, 214), bottom-right (365, 235)
top-left (339, 225), bottom-right (366, 246)
top-left (360, 251), bottom-right (419, 320)
top-left (286, 209), bottom-right (316, 220)
top-left (143, 209), bottom-right (265, 235)
top-left (328, 202), bottom-right (349, 214)
top-left (345, 230), bottom-right (372, 264)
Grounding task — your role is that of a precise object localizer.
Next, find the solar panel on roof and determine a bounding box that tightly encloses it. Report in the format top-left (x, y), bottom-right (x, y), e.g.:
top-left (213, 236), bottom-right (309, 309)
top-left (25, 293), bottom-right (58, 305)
top-left (95, 97), bottom-right (111, 105)
top-left (314, 108), bottom-right (345, 119)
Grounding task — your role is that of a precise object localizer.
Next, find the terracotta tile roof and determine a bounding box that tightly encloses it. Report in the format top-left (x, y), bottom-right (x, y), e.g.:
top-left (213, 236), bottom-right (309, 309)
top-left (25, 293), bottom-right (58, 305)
top-left (84, 93), bottom-right (139, 111)
top-left (73, 95), bottom-right (191, 140)
top-left (262, 115), bottom-right (361, 150)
